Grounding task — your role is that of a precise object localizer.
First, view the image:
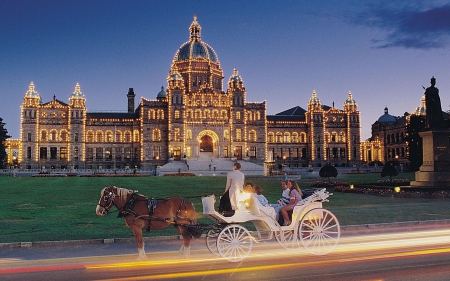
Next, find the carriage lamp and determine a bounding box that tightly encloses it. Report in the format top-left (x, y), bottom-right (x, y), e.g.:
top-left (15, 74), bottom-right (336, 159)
top-left (350, 184), bottom-right (354, 189)
top-left (394, 186), bottom-right (401, 193)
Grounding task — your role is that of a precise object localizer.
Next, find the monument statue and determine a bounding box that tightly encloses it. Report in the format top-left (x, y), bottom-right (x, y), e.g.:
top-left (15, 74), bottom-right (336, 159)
top-left (424, 76), bottom-right (444, 129)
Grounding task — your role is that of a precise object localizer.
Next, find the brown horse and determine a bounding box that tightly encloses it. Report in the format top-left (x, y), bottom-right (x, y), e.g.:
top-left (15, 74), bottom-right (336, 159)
top-left (95, 185), bottom-right (197, 260)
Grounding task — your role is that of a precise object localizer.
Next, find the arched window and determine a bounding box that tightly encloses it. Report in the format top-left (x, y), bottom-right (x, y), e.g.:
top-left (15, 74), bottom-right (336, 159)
top-left (292, 132), bottom-right (299, 143)
top-left (224, 130), bottom-right (230, 140)
top-left (157, 109), bottom-right (164, 120)
top-left (106, 130), bottom-right (113, 142)
top-left (87, 131), bottom-right (94, 142)
top-left (284, 132), bottom-right (291, 143)
top-left (204, 109), bottom-right (210, 118)
top-left (96, 131), bottom-right (103, 142)
top-left (276, 132), bottom-right (283, 143)
top-left (41, 130), bottom-right (47, 141)
top-left (195, 109), bottom-right (202, 119)
top-left (186, 129), bottom-right (192, 140)
top-left (148, 109), bottom-right (155, 120)
top-left (50, 130), bottom-right (57, 141)
top-left (152, 129), bottom-right (161, 141)
top-left (256, 111), bottom-right (261, 120)
top-left (212, 110), bottom-right (219, 118)
top-left (247, 112), bottom-right (252, 121)
top-left (124, 131), bottom-right (131, 142)
top-left (268, 132), bottom-right (274, 143)
top-left (115, 130), bottom-right (122, 142)
top-left (221, 110), bottom-right (227, 119)
top-left (133, 130), bottom-right (139, 142)
top-left (60, 130), bottom-right (67, 141)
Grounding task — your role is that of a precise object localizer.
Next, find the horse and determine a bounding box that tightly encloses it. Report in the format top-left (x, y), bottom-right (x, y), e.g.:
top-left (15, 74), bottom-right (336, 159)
top-left (95, 185), bottom-right (197, 260)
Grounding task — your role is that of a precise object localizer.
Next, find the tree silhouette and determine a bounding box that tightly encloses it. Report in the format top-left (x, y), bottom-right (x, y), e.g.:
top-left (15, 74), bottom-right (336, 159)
top-left (0, 117), bottom-right (11, 169)
top-left (319, 164), bottom-right (338, 182)
top-left (381, 161), bottom-right (398, 182)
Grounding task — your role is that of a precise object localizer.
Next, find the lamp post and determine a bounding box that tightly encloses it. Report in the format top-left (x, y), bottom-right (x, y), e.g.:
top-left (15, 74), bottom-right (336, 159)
top-left (283, 155), bottom-right (286, 172)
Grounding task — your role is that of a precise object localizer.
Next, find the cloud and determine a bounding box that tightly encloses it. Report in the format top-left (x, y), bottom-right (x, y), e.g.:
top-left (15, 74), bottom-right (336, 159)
top-left (353, 2), bottom-right (450, 49)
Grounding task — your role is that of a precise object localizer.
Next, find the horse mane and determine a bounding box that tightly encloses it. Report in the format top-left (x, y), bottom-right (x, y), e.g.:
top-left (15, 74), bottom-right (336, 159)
top-left (115, 186), bottom-right (134, 197)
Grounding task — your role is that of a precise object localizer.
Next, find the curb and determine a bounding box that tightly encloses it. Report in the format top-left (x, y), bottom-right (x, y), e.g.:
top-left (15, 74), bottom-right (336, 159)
top-left (2, 219), bottom-right (449, 250)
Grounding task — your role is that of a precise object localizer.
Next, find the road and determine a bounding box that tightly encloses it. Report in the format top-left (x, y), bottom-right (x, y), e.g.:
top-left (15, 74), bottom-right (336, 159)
top-left (1, 226), bottom-right (450, 281)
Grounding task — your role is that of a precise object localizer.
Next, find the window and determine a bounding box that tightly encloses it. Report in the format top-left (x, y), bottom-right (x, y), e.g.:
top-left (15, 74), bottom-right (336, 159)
top-left (86, 148), bottom-right (93, 160)
top-left (74, 147), bottom-right (79, 161)
top-left (276, 148), bottom-right (282, 159)
top-left (40, 147), bottom-right (47, 159)
top-left (248, 130), bottom-right (257, 142)
top-left (74, 133), bottom-right (79, 142)
top-left (133, 130), bottom-right (139, 142)
top-left (276, 133), bottom-right (282, 143)
top-left (27, 147), bottom-right (31, 159)
top-left (105, 148), bottom-right (112, 160)
top-left (115, 147), bottom-right (122, 160)
top-left (223, 130), bottom-right (229, 141)
top-left (124, 148), bottom-right (131, 159)
top-left (152, 129), bottom-right (161, 141)
top-left (236, 111), bottom-right (241, 120)
top-left (51, 130), bottom-right (57, 141)
top-left (268, 132), bottom-right (274, 143)
top-left (284, 132), bottom-right (290, 143)
top-left (236, 129), bottom-right (242, 141)
top-left (60, 131), bottom-right (67, 141)
top-left (41, 131), bottom-right (47, 141)
top-left (27, 133), bottom-right (32, 142)
top-left (115, 131), bottom-right (121, 142)
top-left (96, 148), bottom-right (103, 160)
top-left (153, 146), bottom-right (160, 159)
top-left (292, 148), bottom-right (299, 159)
top-left (174, 128), bottom-right (180, 141)
top-left (87, 131), bottom-right (94, 142)
top-left (60, 147), bottom-right (67, 159)
top-left (249, 146), bottom-right (256, 158)
top-left (186, 129), bottom-right (192, 140)
top-left (174, 110), bottom-right (180, 119)
top-left (106, 131), bottom-right (113, 142)
top-left (96, 131), bottom-right (103, 142)
top-left (50, 147), bottom-right (57, 159)
top-left (317, 147), bottom-right (321, 159)
top-left (124, 131), bottom-right (131, 142)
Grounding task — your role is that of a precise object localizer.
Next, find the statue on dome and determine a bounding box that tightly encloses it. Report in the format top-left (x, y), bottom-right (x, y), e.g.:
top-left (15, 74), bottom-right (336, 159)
top-left (424, 76), bottom-right (444, 130)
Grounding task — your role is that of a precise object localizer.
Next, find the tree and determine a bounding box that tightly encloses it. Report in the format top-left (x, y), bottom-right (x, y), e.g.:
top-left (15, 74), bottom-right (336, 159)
top-left (0, 117), bottom-right (11, 169)
top-left (381, 161), bottom-right (398, 182)
top-left (319, 164), bottom-right (338, 182)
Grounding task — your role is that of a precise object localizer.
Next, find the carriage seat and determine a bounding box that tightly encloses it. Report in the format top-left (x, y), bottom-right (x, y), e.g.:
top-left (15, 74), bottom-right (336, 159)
top-left (248, 196), bottom-right (276, 220)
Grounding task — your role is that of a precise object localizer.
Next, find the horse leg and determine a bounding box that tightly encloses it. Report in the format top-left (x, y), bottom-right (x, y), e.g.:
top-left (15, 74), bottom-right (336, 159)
top-left (131, 226), bottom-right (147, 260)
top-left (178, 228), bottom-right (192, 258)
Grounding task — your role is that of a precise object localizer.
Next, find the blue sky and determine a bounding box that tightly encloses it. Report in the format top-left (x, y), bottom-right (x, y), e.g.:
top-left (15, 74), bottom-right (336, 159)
top-left (1, 0), bottom-right (450, 140)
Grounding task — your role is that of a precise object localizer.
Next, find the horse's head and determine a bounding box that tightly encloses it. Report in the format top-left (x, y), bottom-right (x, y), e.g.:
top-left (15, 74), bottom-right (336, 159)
top-left (96, 186), bottom-right (116, 216)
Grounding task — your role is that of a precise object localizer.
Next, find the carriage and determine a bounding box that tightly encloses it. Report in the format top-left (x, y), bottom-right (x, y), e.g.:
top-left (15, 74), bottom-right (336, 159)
top-left (96, 186), bottom-right (340, 262)
top-left (200, 188), bottom-right (340, 262)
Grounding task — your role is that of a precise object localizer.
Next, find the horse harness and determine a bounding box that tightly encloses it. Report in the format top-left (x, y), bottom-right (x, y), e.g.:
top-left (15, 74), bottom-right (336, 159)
top-left (117, 191), bottom-right (193, 232)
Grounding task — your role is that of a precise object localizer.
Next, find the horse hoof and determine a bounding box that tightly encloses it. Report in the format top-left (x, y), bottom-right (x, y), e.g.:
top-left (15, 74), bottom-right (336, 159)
top-left (136, 256), bottom-right (147, 261)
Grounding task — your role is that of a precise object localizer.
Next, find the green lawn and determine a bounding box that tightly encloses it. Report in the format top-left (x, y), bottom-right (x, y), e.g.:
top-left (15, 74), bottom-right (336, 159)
top-left (0, 173), bottom-right (449, 243)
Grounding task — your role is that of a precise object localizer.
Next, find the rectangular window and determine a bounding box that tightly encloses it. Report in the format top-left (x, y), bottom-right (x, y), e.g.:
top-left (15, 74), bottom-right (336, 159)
top-left (223, 146), bottom-right (228, 158)
top-left (124, 148), bottom-right (131, 159)
top-left (60, 147), bottom-right (67, 159)
top-left (27, 133), bottom-right (32, 142)
top-left (174, 128), bottom-right (180, 141)
top-left (115, 147), bottom-right (122, 160)
top-left (302, 148), bottom-right (307, 159)
top-left (249, 146), bottom-right (256, 158)
top-left (74, 133), bottom-right (79, 142)
top-left (27, 147), bottom-right (31, 159)
top-left (175, 110), bottom-right (180, 119)
top-left (96, 147), bottom-right (103, 160)
top-left (153, 146), bottom-right (160, 159)
top-left (50, 147), bottom-right (57, 159)
top-left (284, 148), bottom-right (290, 158)
top-left (276, 148), bottom-right (282, 159)
top-left (86, 148), bottom-right (93, 160)
top-left (292, 148), bottom-right (299, 159)
top-left (134, 148), bottom-right (139, 160)
top-left (40, 147), bottom-right (47, 159)
top-left (105, 147), bottom-right (112, 160)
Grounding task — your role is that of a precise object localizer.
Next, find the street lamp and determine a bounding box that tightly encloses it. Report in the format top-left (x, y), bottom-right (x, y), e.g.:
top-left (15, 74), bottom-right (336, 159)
top-left (154, 155), bottom-right (159, 176)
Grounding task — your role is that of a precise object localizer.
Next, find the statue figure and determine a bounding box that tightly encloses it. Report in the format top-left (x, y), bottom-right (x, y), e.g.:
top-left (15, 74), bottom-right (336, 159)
top-left (424, 76), bottom-right (444, 129)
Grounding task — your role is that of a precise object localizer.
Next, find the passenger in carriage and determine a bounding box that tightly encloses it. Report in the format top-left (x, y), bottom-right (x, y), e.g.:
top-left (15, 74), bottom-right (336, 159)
top-left (244, 182), bottom-right (255, 193)
top-left (270, 180), bottom-right (290, 221)
top-left (254, 186), bottom-right (269, 207)
top-left (219, 162), bottom-right (245, 217)
top-left (280, 180), bottom-right (303, 226)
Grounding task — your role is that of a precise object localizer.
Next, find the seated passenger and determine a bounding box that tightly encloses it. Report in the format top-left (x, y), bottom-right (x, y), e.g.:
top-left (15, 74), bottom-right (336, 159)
top-left (280, 180), bottom-right (303, 226)
top-left (270, 180), bottom-right (290, 221)
top-left (254, 186), bottom-right (269, 207)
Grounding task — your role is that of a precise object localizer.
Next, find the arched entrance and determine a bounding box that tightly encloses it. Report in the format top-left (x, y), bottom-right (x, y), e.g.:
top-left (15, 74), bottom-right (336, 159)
top-left (200, 135), bottom-right (213, 152)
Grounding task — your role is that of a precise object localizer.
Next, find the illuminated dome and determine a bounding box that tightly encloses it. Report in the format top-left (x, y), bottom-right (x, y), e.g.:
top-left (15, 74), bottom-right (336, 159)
top-left (412, 96), bottom-right (426, 116)
top-left (377, 107), bottom-right (396, 123)
top-left (173, 15), bottom-right (219, 63)
top-left (308, 91), bottom-right (321, 105)
top-left (71, 83), bottom-right (84, 99)
top-left (156, 86), bottom-right (166, 99)
top-left (24, 82), bottom-right (41, 99)
top-left (344, 91), bottom-right (356, 105)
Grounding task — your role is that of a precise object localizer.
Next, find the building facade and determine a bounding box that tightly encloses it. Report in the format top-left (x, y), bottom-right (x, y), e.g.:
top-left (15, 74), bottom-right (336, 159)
top-left (16, 17), bottom-right (361, 171)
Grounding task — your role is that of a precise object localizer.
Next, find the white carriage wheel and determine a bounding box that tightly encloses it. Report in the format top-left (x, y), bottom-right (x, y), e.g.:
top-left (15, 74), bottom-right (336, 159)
top-left (216, 224), bottom-right (253, 262)
top-left (299, 208), bottom-right (340, 255)
top-left (275, 223), bottom-right (301, 250)
top-left (206, 224), bottom-right (223, 256)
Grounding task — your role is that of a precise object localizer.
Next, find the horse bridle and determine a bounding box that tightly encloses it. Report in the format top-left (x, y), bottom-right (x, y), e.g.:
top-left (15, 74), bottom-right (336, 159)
top-left (98, 189), bottom-right (116, 214)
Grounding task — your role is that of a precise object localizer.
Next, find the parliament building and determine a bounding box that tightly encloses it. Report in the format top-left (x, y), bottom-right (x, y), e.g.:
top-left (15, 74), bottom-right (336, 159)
top-left (16, 16), bottom-right (361, 171)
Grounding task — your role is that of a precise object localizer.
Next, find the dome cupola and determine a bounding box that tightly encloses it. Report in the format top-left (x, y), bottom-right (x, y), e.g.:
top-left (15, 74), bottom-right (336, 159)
top-left (377, 107), bottom-right (396, 124)
top-left (156, 86), bottom-right (167, 99)
top-left (308, 90), bottom-right (322, 109)
top-left (228, 69), bottom-right (244, 89)
top-left (412, 96), bottom-right (426, 116)
top-left (71, 83), bottom-right (84, 99)
top-left (24, 82), bottom-right (41, 99)
top-left (173, 15), bottom-right (219, 63)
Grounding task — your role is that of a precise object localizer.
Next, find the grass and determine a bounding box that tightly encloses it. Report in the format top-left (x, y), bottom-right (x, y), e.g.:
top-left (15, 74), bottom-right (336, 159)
top-left (0, 172), bottom-right (449, 243)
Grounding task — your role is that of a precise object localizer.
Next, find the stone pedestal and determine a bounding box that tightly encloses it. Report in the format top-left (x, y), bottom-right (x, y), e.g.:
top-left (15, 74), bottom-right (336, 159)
top-left (410, 130), bottom-right (450, 187)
